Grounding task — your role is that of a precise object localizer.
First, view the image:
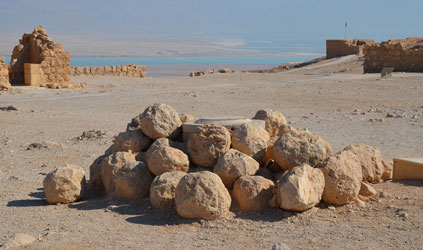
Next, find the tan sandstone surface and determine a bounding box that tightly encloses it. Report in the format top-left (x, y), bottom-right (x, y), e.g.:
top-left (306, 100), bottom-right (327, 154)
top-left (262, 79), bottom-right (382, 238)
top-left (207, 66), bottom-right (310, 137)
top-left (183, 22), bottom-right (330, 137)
top-left (0, 55), bottom-right (422, 249)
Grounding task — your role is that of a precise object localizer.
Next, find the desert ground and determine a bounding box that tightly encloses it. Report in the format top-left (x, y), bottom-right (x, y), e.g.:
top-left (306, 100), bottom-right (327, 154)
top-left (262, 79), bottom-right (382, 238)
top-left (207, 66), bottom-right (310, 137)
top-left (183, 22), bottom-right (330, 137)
top-left (0, 55), bottom-right (422, 249)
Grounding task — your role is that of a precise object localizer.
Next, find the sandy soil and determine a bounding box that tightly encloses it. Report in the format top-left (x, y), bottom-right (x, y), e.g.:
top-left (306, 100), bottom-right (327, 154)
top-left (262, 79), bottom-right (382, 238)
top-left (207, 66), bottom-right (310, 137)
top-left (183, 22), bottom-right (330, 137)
top-left (0, 55), bottom-right (422, 249)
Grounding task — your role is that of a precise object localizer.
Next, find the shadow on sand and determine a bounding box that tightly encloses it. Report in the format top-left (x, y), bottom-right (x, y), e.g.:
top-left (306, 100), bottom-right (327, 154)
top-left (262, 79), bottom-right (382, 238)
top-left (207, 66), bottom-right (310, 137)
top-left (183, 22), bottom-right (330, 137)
top-left (392, 179), bottom-right (423, 187)
top-left (7, 188), bottom-right (49, 207)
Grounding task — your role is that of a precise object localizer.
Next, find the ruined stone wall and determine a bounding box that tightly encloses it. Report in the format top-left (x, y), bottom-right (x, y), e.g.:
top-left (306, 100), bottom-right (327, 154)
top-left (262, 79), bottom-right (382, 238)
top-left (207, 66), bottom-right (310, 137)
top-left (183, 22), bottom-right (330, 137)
top-left (364, 37), bottom-right (423, 73)
top-left (326, 39), bottom-right (375, 59)
top-left (0, 57), bottom-right (11, 90)
top-left (9, 26), bottom-right (71, 86)
top-left (71, 64), bottom-right (146, 77)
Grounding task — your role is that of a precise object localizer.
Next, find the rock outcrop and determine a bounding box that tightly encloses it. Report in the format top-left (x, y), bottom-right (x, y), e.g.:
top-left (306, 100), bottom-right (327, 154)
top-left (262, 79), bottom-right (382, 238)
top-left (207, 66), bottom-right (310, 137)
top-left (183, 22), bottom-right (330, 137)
top-left (273, 129), bottom-right (332, 171)
top-left (43, 165), bottom-right (86, 204)
top-left (175, 171), bottom-right (231, 220)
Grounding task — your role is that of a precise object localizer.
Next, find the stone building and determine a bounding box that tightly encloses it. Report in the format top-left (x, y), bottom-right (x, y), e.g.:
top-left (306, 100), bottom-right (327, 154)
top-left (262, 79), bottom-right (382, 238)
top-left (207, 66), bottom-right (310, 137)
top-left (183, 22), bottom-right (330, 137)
top-left (9, 26), bottom-right (71, 87)
top-left (0, 57), bottom-right (11, 90)
top-left (364, 37), bottom-right (423, 73)
top-left (326, 39), bottom-right (375, 59)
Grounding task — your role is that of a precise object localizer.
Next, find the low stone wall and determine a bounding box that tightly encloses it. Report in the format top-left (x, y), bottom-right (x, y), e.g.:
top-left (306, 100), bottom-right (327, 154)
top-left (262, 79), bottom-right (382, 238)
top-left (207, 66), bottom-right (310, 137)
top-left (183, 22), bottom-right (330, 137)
top-left (364, 37), bottom-right (423, 73)
top-left (71, 64), bottom-right (146, 78)
top-left (326, 39), bottom-right (375, 59)
top-left (0, 57), bottom-right (11, 90)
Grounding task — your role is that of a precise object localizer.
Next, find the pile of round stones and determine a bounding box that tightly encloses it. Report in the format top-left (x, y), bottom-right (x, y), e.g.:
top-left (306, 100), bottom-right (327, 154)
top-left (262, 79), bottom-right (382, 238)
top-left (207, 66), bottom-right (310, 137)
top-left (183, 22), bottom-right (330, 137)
top-left (43, 103), bottom-right (393, 220)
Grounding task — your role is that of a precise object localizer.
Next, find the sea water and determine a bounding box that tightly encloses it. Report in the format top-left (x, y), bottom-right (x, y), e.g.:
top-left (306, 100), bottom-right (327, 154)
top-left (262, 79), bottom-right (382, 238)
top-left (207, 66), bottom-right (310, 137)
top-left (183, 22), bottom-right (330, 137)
top-left (3, 56), bottom-right (318, 67)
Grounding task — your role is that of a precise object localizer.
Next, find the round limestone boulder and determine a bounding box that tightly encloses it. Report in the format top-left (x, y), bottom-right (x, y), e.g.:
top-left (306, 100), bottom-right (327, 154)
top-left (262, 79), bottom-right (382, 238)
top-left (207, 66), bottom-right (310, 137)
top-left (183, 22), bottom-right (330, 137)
top-left (150, 171), bottom-right (187, 210)
top-left (252, 109), bottom-right (290, 137)
top-left (114, 162), bottom-right (154, 200)
top-left (233, 175), bottom-right (274, 212)
top-left (275, 164), bottom-right (325, 211)
top-left (100, 151), bottom-right (137, 195)
top-left (179, 113), bottom-right (195, 123)
top-left (318, 151), bottom-right (363, 205)
top-left (343, 144), bottom-right (385, 182)
top-left (140, 103), bottom-right (182, 139)
top-left (112, 129), bottom-right (151, 153)
top-left (146, 146), bottom-right (189, 176)
top-left (89, 155), bottom-right (107, 192)
top-left (231, 123), bottom-right (270, 162)
top-left (145, 138), bottom-right (171, 162)
top-left (273, 129), bottom-right (332, 171)
top-left (43, 165), bottom-right (86, 204)
top-left (213, 149), bottom-right (259, 188)
top-left (187, 124), bottom-right (231, 168)
top-left (175, 171), bottom-right (231, 220)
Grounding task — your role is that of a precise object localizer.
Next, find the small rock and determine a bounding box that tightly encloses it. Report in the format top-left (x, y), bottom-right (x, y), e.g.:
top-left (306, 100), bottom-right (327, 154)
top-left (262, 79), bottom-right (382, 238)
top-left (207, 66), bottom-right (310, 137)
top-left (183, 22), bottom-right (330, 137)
top-left (150, 171), bottom-right (187, 210)
top-left (231, 123), bottom-right (270, 162)
top-left (272, 242), bottom-right (291, 250)
top-left (233, 175), bottom-right (274, 212)
top-left (359, 182), bottom-right (377, 197)
top-left (114, 162), bottom-right (154, 200)
top-left (140, 103), bottom-right (182, 139)
top-left (0, 105), bottom-right (19, 111)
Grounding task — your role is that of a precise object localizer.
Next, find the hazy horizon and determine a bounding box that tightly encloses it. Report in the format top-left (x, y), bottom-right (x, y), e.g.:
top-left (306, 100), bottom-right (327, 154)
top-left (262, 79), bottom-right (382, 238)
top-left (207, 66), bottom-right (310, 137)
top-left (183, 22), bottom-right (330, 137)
top-left (1, 0), bottom-right (422, 57)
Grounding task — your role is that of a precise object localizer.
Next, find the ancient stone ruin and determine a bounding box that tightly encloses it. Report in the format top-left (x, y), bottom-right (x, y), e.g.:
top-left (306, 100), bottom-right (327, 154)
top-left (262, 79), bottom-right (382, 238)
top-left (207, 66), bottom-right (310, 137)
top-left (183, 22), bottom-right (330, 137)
top-left (9, 26), bottom-right (84, 89)
top-left (42, 103), bottom-right (393, 221)
top-left (364, 37), bottom-right (423, 73)
top-left (0, 57), bottom-right (11, 90)
top-left (326, 39), bottom-right (375, 59)
top-left (71, 64), bottom-right (146, 78)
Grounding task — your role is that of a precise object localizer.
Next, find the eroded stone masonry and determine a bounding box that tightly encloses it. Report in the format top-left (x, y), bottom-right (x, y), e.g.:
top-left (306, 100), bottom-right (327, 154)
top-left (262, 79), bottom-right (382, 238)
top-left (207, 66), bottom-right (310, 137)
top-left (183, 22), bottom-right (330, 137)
top-left (9, 26), bottom-right (84, 88)
top-left (364, 37), bottom-right (423, 73)
top-left (326, 39), bottom-right (375, 59)
top-left (71, 64), bottom-right (146, 77)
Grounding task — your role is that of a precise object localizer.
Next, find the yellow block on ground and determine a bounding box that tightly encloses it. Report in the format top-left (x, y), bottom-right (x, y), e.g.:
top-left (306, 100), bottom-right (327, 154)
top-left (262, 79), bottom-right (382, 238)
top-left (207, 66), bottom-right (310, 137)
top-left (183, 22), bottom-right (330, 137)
top-left (393, 158), bottom-right (423, 180)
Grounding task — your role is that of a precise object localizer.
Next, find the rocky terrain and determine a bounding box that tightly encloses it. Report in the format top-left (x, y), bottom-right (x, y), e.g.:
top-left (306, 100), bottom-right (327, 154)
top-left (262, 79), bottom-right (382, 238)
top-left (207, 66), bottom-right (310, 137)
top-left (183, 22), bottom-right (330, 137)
top-left (0, 55), bottom-right (422, 249)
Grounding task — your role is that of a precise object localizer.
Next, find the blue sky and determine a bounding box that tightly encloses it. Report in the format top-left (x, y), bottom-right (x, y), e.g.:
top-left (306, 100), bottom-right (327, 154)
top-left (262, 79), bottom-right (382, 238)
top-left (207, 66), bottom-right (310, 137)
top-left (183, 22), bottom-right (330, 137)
top-left (0, 0), bottom-right (422, 56)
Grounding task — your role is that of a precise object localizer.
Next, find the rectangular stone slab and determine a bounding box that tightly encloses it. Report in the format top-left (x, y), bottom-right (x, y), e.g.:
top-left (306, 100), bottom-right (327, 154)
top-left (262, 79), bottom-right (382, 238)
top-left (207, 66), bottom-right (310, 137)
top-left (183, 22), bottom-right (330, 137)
top-left (393, 158), bottom-right (423, 180)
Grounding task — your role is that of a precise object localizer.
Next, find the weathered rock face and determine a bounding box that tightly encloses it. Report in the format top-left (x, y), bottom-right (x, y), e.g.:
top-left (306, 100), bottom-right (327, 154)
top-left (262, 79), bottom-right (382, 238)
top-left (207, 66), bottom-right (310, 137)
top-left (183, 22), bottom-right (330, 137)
top-left (187, 124), bottom-right (231, 168)
top-left (146, 146), bottom-right (189, 176)
top-left (319, 151), bottom-right (363, 205)
top-left (252, 109), bottom-right (290, 137)
top-left (100, 151), bottom-right (137, 195)
top-left (233, 175), bottom-right (274, 212)
top-left (343, 144), bottom-right (385, 182)
top-left (275, 164), bottom-right (325, 211)
top-left (150, 171), bottom-right (187, 210)
top-left (71, 64), bottom-right (146, 78)
top-left (140, 103), bottom-right (182, 140)
top-left (112, 129), bottom-right (151, 154)
top-left (9, 26), bottom-right (71, 87)
top-left (0, 57), bottom-right (11, 90)
top-left (231, 123), bottom-right (270, 162)
top-left (262, 136), bottom-right (278, 166)
top-left (114, 162), bottom-right (154, 200)
top-left (43, 165), bottom-right (86, 204)
top-left (273, 129), bottom-right (332, 171)
top-left (359, 182), bottom-right (377, 197)
top-left (179, 113), bottom-right (196, 123)
top-left (145, 138), bottom-right (171, 161)
top-left (381, 160), bottom-right (393, 181)
top-left (89, 155), bottom-right (107, 192)
top-left (213, 149), bottom-right (259, 188)
top-left (175, 171), bottom-right (231, 220)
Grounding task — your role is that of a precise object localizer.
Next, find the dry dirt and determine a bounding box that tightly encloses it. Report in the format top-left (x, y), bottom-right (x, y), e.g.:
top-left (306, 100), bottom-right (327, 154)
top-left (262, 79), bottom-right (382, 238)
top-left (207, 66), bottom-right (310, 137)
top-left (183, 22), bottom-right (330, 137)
top-left (0, 55), bottom-right (422, 249)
